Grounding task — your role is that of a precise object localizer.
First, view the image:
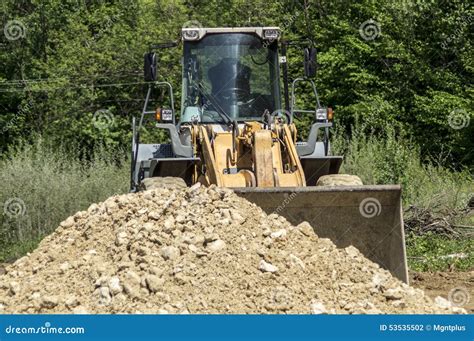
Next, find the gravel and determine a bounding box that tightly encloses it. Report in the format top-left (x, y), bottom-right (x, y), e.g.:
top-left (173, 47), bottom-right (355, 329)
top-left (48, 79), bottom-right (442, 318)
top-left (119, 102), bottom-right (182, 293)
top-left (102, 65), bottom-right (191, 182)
top-left (0, 185), bottom-right (466, 314)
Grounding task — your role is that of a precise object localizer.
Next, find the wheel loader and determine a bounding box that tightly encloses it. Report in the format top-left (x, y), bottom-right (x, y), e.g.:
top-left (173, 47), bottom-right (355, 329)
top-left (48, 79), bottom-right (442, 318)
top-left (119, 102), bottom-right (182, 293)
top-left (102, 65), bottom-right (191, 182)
top-left (130, 27), bottom-right (408, 283)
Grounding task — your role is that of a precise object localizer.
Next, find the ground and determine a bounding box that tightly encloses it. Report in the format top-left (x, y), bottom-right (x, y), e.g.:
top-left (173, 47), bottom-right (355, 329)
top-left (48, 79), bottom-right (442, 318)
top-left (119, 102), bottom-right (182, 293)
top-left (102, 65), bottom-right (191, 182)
top-left (411, 271), bottom-right (474, 313)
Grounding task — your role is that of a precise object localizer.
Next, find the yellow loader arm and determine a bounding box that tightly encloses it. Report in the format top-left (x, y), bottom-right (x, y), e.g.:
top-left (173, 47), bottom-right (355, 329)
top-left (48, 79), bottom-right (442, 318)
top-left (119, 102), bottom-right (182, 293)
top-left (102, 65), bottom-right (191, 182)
top-left (196, 122), bottom-right (306, 188)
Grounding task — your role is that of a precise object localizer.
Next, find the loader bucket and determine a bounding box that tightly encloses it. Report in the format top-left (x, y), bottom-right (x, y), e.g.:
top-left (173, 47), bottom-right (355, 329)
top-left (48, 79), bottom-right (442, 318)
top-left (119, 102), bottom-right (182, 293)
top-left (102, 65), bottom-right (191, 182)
top-left (234, 185), bottom-right (408, 283)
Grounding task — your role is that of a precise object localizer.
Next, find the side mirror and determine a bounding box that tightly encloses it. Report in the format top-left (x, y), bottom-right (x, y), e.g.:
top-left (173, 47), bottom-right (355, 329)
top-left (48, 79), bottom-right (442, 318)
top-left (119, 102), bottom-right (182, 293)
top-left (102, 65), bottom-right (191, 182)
top-left (304, 47), bottom-right (317, 78)
top-left (144, 52), bottom-right (157, 81)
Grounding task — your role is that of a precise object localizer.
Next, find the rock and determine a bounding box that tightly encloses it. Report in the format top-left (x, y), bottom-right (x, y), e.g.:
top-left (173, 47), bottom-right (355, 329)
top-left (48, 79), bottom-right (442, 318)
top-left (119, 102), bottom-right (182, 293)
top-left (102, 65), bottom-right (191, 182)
top-left (72, 306), bottom-right (89, 314)
top-left (391, 300), bottom-right (406, 308)
top-left (230, 210), bottom-right (245, 224)
top-left (9, 281), bottom-right (20, 295)
top-left (371, 273), bottom-right (389, 290)
top-left (259, 260), bottom-right (278, 273)
top-left (59, 262), bottom-right (70, 273)
top-left (206, 239), bottom-right (226, 252)
top-left (189, 182), bottom-right (201, 192)
top-left (60, 216), bottom-right (75, 228)
top-left (310, 302), bottom-right (327, 314)
top-left (160, 246), bottom-right (180, 260)
top-left (163, 218), bottom-right (175, 233)
top-left (176, 214), bottom-right (186, 223)
top-left (434, 296), bottom-right (452, 309)
top-left (383, 288), bottom-right (403, 300)
top-left (149, 267), bottom-right (164, 276)
top-left (296, 221), bottom-right (314, 237)
top-left (344, 246), bottom-right (359, 258)
top-left (145, 275), bottom-right (165, 293)
top-left (65, 296), bottom-right (79, 308)
top-left (87, 203), bottom-right (100, 214)
top-left (289, 254), bottom-right (305, 269)
top-left (108, 277), bottom-right (122, 295)
top-left (99, 287), bottom-right (112, 305)
top-left (115, 232), bottom-right (128, 246)
top-left (122, 270), bottom-right (141, 297)
top-left (41, 296), bottom-right (58, 309)
top-left (270, 229), bottom-right (287, 239)
top-left (148, 211), bottom-right (161, 220)
top-left (452, 306), bottom-right (467, 314)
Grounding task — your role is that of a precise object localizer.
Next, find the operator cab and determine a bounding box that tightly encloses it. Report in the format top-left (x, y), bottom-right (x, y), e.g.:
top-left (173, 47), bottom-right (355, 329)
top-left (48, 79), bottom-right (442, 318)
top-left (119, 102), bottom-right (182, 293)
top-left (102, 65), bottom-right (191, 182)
top-left (181, 27), bottom-right (281, 124)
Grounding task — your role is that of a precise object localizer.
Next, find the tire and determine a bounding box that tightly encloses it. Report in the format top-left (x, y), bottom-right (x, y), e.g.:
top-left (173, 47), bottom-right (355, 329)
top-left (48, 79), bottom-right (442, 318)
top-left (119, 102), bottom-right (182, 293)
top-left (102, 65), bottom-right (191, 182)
top-left (316, 174), bottom-right (363, 186)
top-left (140, 177), bottom-right (187, 191)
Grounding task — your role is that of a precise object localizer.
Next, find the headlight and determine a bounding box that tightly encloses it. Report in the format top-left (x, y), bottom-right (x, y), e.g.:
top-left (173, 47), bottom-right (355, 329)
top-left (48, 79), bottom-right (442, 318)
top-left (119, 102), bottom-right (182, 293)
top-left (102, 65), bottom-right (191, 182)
top-left (182, 29), bottom-right (200, 41)
top-left (316, 108), bottom-right (328, 120)
top-left (263, 29), bottom-right (279, 40)
top-left (155, 108), bottom-right (173, 122)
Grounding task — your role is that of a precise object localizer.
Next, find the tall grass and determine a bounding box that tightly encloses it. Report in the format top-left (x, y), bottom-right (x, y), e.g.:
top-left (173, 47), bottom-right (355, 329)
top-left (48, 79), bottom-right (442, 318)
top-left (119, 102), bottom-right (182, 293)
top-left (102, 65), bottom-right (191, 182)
top-left (0, 140), bottom-right (129, 261)
top-left (332, 123), bottom-right (473, 210)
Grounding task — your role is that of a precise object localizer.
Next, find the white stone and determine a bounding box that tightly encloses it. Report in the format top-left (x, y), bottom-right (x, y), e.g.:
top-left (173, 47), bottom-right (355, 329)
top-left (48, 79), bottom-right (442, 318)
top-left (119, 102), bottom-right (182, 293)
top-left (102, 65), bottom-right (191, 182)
top-left (259, 260), bottom-right (278, 273)
top-left (60, 216), bottom-right (75, 228)
top-left (270, 229), bottom-right (287, 239)
top-left (9, 281), bottom-right (20, 295)
top-left (310, 302), bottom-right (327, 314)
top-left (206, 239), bottom-right (226, 252)
top-left (108, 277), bottom-right (122, 295)
top-left (72, 306), bottom-right (89, 314)
top-left (160, 246), bottom-right (180, 260)
top-left (344, 245), bottom-right (359, 258)
top-left (289, 254), bottom-right (305, 269)
top-left (434, 296), bottom-right (452, 309)
top-left (59, 262), bottom-right (70, 273)
top-left (383, 288), bottom-right (403, 300)
top-left (145, 275), bottom-right (165, 293)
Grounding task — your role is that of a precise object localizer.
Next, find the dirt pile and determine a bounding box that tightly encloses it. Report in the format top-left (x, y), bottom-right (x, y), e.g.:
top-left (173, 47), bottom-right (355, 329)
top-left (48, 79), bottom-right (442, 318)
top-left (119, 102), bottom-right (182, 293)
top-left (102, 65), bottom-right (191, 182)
top-left (0, 184), bottom-right (466, 314)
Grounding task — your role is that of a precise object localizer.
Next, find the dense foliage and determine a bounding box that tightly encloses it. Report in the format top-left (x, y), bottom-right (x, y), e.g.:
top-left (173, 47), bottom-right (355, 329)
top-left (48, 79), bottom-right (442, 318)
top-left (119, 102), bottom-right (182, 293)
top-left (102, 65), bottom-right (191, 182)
top-left (0, 0), bottom-right (472, 168)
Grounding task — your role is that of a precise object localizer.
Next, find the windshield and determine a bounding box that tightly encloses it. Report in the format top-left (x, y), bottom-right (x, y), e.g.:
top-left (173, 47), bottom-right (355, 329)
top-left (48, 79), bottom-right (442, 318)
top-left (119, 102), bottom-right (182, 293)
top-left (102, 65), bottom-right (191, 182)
top-left (181, 33), bottom-right (281, 123)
